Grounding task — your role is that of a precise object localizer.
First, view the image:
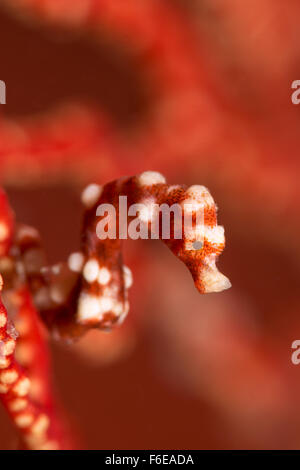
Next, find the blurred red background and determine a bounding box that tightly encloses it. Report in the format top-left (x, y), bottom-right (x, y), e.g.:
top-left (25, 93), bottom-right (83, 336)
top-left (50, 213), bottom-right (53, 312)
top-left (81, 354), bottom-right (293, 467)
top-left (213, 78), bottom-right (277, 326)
top-left (0, 0), bottom-right (300, 449)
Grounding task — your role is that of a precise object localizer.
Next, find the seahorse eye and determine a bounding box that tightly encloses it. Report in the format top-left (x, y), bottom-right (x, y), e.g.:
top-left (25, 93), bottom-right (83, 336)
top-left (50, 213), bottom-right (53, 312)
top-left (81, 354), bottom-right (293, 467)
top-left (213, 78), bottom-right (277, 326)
top-left (192, 241), bottom-right (203, 250)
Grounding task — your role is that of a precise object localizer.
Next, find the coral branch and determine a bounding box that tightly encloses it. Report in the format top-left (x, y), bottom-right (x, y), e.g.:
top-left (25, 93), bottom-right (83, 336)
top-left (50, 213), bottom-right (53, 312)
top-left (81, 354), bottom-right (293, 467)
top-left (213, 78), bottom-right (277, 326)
top-left (0, 280), bottom-right (70, 449)
top-left (0, 0), bottom-right (219, 181)
top-left (0, 190), bottom-right (74, 449)
top-left (0, 106), bottom-right (126, 184)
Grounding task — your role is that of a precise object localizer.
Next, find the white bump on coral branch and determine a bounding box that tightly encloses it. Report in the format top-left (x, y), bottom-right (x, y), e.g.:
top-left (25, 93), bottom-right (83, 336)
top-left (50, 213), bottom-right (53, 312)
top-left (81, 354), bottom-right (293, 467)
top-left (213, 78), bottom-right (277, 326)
top-left (12, 377), bottom-right (31, 397)
top-left (123, 266), bottom-right (133, 289)
top-left (34, 287), bottom-right (51, 310)
top-left (78, 294), bottom-right (101, 321)
top-left (204, 226), bottom-right (225, 245)
top-left (15, 413), bottom-right (34, 428)
top-left (68, 252), bottom-right (84, 273)
top-left (77, 294), bottom-right (114, 322)
top-left (0, 369), bottom-right (18, 384)
top-left (81, 184), bottom-right (103, 208)
top-left (83, 259), bottom-right (99, 283)
top-left (117, 302), bottom-right (130, 325)
top-left (0, 338), bottom-right (15, 356)
top-left (112, 302), bottom-right (124, 317)
top-left (98, 297), bottom-right (114, 314)
top-left (186, 185), bottom-right (215, 207)
top-left (9, 398), bottom-right (28, 412)
top-left (50, 285), bottom-right (67, 305)
top-left (138, 171), bottom-right (166, 186)
top-left (0, 356), bottom-right (10, 369)
top-left (31, 414), bottom-right (50, 436)
top-left (0, 313), bottom-right (6, 328)
top-left (51, 264), bottom-right (61, 275)
top-left (98, 267), bottom-right (111, 285)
